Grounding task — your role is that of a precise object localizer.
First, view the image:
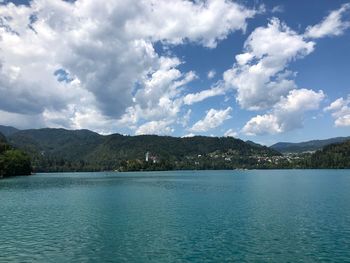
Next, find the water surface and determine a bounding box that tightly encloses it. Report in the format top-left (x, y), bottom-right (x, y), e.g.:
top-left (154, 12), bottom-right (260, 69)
top-left (1, 170), bottom-right (350, 262)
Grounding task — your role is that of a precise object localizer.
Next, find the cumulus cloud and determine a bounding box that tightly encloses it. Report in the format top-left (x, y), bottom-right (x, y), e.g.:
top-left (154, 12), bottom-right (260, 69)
top-left (181, 6), bottom-right (348, 111)
top-left (182, 5), bottom-right (348, 136)
top-left (207, 70), bottom-right (216, 79)
top-left (242, 89), bottom-right (325, 135)
top-left (118, 57), bottom-right (197, 130)
top-left (126, 0), bottom-right (256, 48)
top-left (179, 109), bottom-right (192, 128)
top-left (135, 120), bottom-right (174, 135)
top-left (0, 0), bottom-right (256, 133)
top-left (182, 133), bottom-right (195, 138)
top-left (0, 110), bottom-right (45, 129)
top-left (271, 5), bottom-right (284, 13)
top-left (324, 96), bottom-right (350, 127)
top-left (183, 85), bottom-right (226, 105)
top-left (190, 107), bottom-right (232, 132)
top-left (305, 3), bottom-right (350, 39)
top-left (224, 128), bottom-right (238, 137)
top-left (223, 18), bottom-right (315, 110)
top-left (182, 17), bottom-right (317, 111)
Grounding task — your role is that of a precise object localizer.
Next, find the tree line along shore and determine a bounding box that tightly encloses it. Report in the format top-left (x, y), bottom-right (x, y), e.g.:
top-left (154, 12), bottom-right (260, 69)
top-left (0, 127), bottom-right (349, 177)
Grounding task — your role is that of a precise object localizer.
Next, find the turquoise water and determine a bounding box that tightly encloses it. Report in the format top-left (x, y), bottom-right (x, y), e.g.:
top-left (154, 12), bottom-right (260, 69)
top-left (1, 170), bottom-right (350, 262)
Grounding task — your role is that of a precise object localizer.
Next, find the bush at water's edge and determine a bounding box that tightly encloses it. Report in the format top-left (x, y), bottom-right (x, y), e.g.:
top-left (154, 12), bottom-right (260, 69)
top-left (0, 132), bottom-right (31, 178)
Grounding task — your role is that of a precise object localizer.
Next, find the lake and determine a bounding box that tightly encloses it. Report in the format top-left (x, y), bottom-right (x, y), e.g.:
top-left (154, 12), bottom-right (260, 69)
top-left (1, 170), bottom-right (350, 262)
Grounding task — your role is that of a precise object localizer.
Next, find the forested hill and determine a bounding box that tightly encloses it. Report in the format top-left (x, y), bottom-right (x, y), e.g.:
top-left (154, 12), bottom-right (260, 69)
top-left (3, 125), bottom-right (350, 171)
top-left (0, 132), bottom-right (31, 178)
top-left (270, 136), bottom-right (350, 153)
top-left (0, 125), bottom-right (19, 137)
top-left (310, 140), bottom-right (350, 169)
top-left (6, 127), bottom-right (281, 172)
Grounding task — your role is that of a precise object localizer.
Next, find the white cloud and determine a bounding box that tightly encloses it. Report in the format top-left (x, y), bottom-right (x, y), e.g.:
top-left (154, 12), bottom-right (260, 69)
top-left (179, 109), bottom-right (192, 127)
top-left (190, 107), bottom-right (232, 132)
top-left (207, 69), bottom-right (216, 79)
top-left (0, 0), bottom-right (256, 133)
top-left (0, 110), bottom-right (45, 129)
top-left (118, 58), bottom-right (196, 135)
top-left (135, 120), bottom-right (174, 135)
top-left (305, 3), bottom-right (350, 39)
top-left (183, 85), bottom-right (226, 105)
top-left (180, 8), bottom-right (348, 137)
top-left (242, 89), bottom-right (325, 135)
top-left (243, 114), bottom-right (281, 136)
top-left (223, 18), bottom-right (315, 110)
top-left (182, 133), bottom-right (195, 138)
top-left (324, 96), bottom-right (350, 127)
top-left (126, 0), bottom-right (256, 48)
top-left (271, 5), bottom-right (284, 13)
top-left (181, 10), bottom-right (347, 124)
top-left (122, 57), bottom-right (197, 126)
top-left (224, 128), bottom-right (238, 137)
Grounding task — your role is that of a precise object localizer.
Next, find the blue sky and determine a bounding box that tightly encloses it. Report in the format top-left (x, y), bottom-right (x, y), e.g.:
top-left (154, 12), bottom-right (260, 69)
top-left (0, 0), bottom-right (349, 145)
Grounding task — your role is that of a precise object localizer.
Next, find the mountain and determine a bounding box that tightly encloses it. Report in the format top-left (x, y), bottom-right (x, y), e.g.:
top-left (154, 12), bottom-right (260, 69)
top-left (9, 128), bottom-right (103, 158)
top-left (0, 125), bottom-right (19, 137)
top-left (6, 128), bottom-right (281, 172)
top-left (310, 140), bottom-right (350, 168)
top-left (270, 137), bottom-right (350, 153)
top-left (245, 140), bottom-right (264, 148)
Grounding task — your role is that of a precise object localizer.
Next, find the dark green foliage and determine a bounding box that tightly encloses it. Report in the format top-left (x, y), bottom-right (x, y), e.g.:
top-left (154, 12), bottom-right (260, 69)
top-left (310, 140), bottom-right (350, 168)
top-left (7, 128), bottom-right (281, 172)
top-left (0, 132), bottom-right (32, 178)
top-left (8, 128), bottom-right (103, 172)
top-left (0, 149), bottom-right (32, 177)
top-left (0, 132), bottom-right (9, 154)
top-left (6, 126), bottom-right (348, 172)
top-left (0, 132), bottom-right (7, 143)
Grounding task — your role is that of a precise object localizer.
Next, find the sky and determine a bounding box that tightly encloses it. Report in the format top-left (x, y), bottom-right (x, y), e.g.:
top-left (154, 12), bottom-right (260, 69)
top-left (0, 0), bottom-right (349, 145)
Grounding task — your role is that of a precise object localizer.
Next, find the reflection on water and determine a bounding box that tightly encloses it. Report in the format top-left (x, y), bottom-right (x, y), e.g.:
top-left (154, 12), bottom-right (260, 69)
top-left (1, 170), bottom-right (350, 262)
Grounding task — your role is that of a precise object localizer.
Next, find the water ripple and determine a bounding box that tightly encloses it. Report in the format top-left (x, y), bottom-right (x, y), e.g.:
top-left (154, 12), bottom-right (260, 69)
top-left (1, 170), bottom-right (350, 262)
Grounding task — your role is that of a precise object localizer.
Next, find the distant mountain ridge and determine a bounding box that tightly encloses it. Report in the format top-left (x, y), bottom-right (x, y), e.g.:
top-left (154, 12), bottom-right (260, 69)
top-left (0, 125), bottom-right (19, 137)
top-left (3, 125), bottom-right (349, 171)
top-left (270, 137), bottom-right (350, 153)
top-left (4, 126), bottom-right (280, 172)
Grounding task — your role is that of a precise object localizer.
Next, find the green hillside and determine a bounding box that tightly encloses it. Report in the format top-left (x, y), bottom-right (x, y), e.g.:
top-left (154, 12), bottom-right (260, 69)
top-left (3, 125), bottom-right (350, 171)
top-left (7, 128), bottom-right (281, 172)
top-left (310, 140), bottom-right (350, 168)
top-left (0, 125), bottom-right (19, 137)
